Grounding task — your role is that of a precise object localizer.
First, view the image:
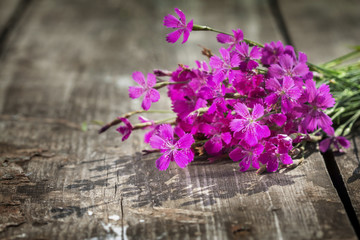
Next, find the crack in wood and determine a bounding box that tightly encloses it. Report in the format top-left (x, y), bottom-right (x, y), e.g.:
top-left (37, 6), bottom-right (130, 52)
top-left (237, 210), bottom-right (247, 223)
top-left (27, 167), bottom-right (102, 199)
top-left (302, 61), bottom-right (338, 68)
top-left (323, 150), bottom-right (360, 238)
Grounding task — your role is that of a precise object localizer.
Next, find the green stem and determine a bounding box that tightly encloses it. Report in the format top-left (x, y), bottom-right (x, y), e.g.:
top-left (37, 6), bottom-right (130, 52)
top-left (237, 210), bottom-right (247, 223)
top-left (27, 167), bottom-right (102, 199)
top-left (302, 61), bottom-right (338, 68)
top-left (224, 92), bottom-right (247, 99)
top-left (154, 81), bottom-right (189, 90)
top-left (322, 49), bottom-right (360, 68)
top-left (192, 24), bottom-right (264, 47)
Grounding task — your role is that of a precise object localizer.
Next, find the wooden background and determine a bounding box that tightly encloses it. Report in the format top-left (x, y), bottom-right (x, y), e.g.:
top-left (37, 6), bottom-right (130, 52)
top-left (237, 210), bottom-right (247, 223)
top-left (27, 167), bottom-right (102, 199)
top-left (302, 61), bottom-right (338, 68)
top-left (0, 0), bottom-right (359, 239)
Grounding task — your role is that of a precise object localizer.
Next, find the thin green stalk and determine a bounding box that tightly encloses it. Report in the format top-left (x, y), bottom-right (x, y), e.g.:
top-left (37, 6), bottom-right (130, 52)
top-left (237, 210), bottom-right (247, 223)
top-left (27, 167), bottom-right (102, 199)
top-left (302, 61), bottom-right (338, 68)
top-left (322, 49), bottom-right (360, 68)
top-left (192, 24), bottom-right (264, 47)
top-left (154, 81), bottom-right (189, 89)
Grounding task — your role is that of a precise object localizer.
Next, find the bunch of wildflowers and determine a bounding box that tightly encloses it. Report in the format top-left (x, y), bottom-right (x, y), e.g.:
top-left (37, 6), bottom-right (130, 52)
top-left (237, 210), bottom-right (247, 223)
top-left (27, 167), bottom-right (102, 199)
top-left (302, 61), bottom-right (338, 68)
top-left (99, 8), bottom-right (357, 172)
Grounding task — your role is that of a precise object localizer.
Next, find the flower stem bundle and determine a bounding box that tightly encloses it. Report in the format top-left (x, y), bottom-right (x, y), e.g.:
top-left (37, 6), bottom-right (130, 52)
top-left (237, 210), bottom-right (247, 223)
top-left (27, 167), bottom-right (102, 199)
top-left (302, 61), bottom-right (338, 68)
top-left (100, 8), bottom-right (359, 172)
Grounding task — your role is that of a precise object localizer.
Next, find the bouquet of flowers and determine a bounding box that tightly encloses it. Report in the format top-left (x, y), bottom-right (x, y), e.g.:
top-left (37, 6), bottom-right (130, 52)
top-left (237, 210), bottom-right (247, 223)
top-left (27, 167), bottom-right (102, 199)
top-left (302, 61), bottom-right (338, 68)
top-left (99, 8), bottom-right (359, 173)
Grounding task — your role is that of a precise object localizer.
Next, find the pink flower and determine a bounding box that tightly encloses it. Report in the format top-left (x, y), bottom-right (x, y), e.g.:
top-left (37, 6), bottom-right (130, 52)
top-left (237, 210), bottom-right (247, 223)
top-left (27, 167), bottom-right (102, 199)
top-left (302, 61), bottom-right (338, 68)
top-left (230, 103), bottom-right (271, 146)
top-left (210, 48), bottom-right (240, 83)
top-left (269, 52), bottom-right (309, 80)
top-left (265, 76), bottom-right (302, 112)
top-left (128, 71), bottom-right (160, 111)
top-left (261, 41), bottom-right (284, 66)
top-left (116, 118), bottom-right (133, 141)
top-left (302, 80), bottom-right (335, 131)
top-left (230, 142), bottom-right (264, 171)
top-left (163, 8), bottom-right (193, 44)
top-left (216, 29), bottom-right (244, 50)
top-left (319, 127), bottom-right (350, 153)
top-left (259, 135), bottom-right (293, 172)
top-left (235, 42), bottom-right (261, 71)
top-left (150, 124), bottom-right (195, 170)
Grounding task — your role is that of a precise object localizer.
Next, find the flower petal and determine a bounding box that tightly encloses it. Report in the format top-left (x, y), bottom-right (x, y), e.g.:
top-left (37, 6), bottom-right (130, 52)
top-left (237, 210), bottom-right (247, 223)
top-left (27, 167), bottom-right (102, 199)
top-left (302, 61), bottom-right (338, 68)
top-left (174, 8), bottom-right (186, 24)
top-left (166, 30), bottom-right (183, 43)
top-left (182, 29), bottom-right (190, 44)
top-left (337, 136), bottom-right (350, 149)
top-left (265, 78), bottom-right (281, 91)
top-left (255, 124), bottom-right (271, 139)
top-left (146, 73), bottom-right (157, 87)
top-left (269, 64), bottom-right (285, 79)
top-left (147, 88), bottom-right (160, 102)
top-left (252, 104), bottom-right (264, 119)
top-left (209, 55), bottom-right (224, 69)
top-left (229, 147), bottom-right (244, 162)
top-left (319, 138), bottom-right (332, 153)
top-left (128, 86), bottom-right (144, 99)
top-left (176, 133), bottom-right (194, 149)
top-left (163, 14), bottom-right (181, 28)
top-left (149, 135), bottom-right (167, 149)
top-left (221, 132), bottom-right (232, 145)
top-left (230, 119), bottom-right (247, 132)
top-left (173, 150), bottom-right (190, 168)
top-left (156, 153), bottom-right (171, 171)
top-left (266, 158), bottom-right (279, 172)
top-left (132, 71), bottom-right (146, 86)
top-left (239, 156), bottom-right (251, 172)
top-left (234, 103), bottom-right (250, 118)
top-left (280, 154), bottom-right (293, 165)
top-left (141, 96), bottom-right (152, 110)
top-left (204, 135), bottom-right (222, 155)
top-left (158, 124), bottom-right (174, 142)
top-left (216, 33), bottom-right (234, 44)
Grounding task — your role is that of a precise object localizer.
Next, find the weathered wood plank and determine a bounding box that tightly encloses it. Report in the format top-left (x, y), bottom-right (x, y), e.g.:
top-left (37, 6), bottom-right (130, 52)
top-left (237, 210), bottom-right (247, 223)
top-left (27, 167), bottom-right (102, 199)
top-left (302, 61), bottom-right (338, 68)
top-left (279, 0), bottom-right (360, 63)
top-left (333, 136), bottom-right (360, 222)
top-left (0, 0), bottom-right (357, 239)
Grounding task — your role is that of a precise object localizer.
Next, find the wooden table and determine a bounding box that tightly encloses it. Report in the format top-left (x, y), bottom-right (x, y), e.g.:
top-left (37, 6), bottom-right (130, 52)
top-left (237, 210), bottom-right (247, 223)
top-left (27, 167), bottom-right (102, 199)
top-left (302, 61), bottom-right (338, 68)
top-left (0, 1), bottom-right (359, 239)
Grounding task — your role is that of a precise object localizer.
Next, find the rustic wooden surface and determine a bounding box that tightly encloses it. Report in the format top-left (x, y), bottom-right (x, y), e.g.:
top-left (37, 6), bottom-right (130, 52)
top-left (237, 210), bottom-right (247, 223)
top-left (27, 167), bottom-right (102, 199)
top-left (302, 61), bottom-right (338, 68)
top-left (334, 136), bottom-right (360, 222)
top-left (0, 0), bottom-right (359, 239)
top-left (281, 0), bottom-right (360, 235)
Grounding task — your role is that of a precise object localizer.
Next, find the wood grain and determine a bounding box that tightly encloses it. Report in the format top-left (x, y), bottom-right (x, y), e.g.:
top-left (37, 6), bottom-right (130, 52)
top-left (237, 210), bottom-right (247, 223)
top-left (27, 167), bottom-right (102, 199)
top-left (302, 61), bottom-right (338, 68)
top-left (0, 0), bottom-right (357, 239)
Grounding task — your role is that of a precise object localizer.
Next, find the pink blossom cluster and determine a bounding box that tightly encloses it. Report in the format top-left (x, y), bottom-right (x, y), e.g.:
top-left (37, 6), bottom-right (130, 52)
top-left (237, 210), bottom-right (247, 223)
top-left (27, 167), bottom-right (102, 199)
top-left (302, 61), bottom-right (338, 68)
top-left (117, 8), bottom-right (349, 172)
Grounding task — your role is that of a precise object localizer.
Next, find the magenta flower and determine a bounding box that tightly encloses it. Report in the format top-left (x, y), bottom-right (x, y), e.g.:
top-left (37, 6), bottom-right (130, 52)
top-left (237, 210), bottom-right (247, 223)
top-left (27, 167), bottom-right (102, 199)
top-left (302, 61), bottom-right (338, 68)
top-left (235, 42), bottom-right (261, 71)
top-left (116, 118), bottom-right (133, 141)
top-left (259, 135), bottom-right (293, 172)
top-left (163, 8), bottom-right (193, 44)
top-left (229, 142), bottom-right (264, 171)
top-left (150, 124), bottom-right (195, 171)
top-left (319, 127), bottom-right (350, 153)
top-left (268, 53), bottom-right (309, 80)
top-left (261, 41), bottom-right (284, 66)
top-left (216, 29), bottom-right (244, 50)
top-left (230, 103), bottom-right (271, 146)
top-left (203, 132), bottom-right (232, 156)
top-left (302, 80), bottom-right (335, 131)
top-left (210, 48), bottom-right (240, 83)
top-left (128, 71), bottom-right (160, 111)
top-left (265, 76), bottom-right (302, 112)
